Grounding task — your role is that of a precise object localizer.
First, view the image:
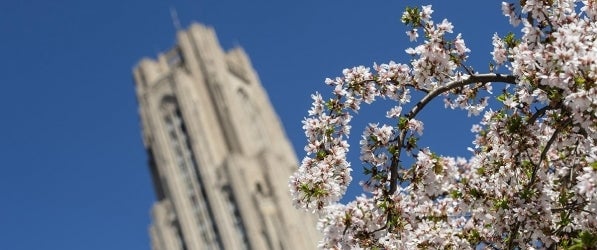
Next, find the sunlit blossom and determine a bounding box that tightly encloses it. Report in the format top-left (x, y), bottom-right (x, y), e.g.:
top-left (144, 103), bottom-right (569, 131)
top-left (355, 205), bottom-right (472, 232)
top-left (291, 2), bottom-right (597, 249)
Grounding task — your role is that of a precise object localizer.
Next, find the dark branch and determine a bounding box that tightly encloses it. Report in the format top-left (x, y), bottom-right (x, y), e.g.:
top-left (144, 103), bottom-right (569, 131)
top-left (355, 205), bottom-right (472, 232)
top-left (389, 73), bottom-right (517, 195)
top-left (406, 73), bottom-right (517, 119)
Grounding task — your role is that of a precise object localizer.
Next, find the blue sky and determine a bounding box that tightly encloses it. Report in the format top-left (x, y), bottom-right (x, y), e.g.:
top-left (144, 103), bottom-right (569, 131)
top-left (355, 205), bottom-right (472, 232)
top-left (0, 1), bottom-right (512, 249)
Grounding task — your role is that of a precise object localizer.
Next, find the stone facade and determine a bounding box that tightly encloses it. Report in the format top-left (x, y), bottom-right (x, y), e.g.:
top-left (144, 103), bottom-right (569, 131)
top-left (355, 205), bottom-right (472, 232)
top-left (132, 23), bottom-right (319, 250)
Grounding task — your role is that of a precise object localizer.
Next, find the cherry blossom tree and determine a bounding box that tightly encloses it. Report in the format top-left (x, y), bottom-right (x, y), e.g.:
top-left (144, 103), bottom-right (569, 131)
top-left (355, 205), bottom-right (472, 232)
top-left (290, 1), bottom-right (596, 249)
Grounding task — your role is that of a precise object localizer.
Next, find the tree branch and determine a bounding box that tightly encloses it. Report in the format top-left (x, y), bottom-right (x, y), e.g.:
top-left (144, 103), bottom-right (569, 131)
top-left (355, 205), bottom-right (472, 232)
top-left (406, 73), bottom-right (517, 119)
top-left (389, 73), bottom-right (517, 195)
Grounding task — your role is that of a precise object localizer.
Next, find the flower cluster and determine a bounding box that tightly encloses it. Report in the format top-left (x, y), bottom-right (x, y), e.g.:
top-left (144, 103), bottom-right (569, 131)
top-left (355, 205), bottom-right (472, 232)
top-left (291, 1), bottom-right (597, 249)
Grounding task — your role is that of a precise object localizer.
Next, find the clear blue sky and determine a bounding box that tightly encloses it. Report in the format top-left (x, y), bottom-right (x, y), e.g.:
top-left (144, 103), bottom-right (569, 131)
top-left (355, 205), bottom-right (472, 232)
top-left (0, 1), bottom-right (511, 249)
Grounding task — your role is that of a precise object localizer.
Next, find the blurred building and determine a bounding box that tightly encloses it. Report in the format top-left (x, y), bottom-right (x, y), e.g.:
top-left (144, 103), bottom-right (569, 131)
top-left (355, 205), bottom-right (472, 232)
top-left (132, 23), bottom-right (319, 250)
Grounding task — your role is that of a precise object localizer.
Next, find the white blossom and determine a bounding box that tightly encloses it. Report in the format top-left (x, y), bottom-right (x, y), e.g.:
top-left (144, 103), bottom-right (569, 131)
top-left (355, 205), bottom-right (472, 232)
top-left (291, 2), bottom-right (597, 249)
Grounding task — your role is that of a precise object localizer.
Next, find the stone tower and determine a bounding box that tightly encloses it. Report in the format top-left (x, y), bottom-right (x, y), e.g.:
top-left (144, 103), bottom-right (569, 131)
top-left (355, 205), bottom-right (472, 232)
top-left (132, 23), bottom-right (319, 250)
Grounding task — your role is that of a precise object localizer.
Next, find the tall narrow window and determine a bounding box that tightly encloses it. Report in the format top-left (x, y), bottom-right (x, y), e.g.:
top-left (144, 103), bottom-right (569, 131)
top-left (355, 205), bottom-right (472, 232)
top-left (161, 96), bottom-right (223, 249)
top-left (173, 220), bottom-right (188, 250)
top-left (222, 184), bottom-right (251, 250)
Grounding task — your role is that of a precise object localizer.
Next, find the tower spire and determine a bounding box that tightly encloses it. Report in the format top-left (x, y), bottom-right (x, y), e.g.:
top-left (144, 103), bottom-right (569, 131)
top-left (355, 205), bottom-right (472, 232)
top-left (170, 6), bottom-right (182, 31)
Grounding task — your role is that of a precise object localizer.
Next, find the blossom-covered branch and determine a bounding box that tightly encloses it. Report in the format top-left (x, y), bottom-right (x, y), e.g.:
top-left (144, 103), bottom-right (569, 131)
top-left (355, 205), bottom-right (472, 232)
top-left (290, 1), bottom-right (597, 249)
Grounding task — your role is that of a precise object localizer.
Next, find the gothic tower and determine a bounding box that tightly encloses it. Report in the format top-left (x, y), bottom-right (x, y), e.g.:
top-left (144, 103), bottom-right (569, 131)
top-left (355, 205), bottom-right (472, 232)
top-left (132, 23), bottom-right (319, 250)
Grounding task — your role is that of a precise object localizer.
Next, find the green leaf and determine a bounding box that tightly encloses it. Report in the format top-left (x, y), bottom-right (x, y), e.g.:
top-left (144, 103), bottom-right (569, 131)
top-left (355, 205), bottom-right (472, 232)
top-left (567, 231), bottom-right (597, 250)
top-left (449, 189), bottom-right (462, 199)
top-left (402, 6), bottom-right (422, 27)
top-left (398, 116), bottom-right (408, 130)
top-left (493, 198), bottom-right (509, 210)
top-left (316, 150), bottom-right (327, 160)
top-left (496, 93), bottom-right (507, 102)
top-left (465, 229), bottom-right (481, 243)
top-left (503, 32), bottom-right (520, 48)
top-left (590, 161), bottom-right (597, 171)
